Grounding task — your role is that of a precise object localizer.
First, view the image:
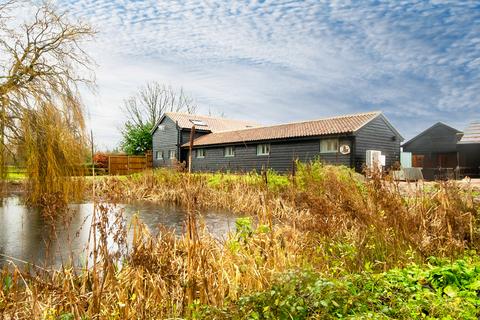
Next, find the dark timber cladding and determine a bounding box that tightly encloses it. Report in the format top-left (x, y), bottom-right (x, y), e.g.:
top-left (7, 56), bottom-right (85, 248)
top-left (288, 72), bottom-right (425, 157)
top-left (151, 112), bottom-right (259, 168)
top-left (177, 111), bottom-right (403, 173)
top-left (402, 122), bottom-right (462, 180)
top-left (354, 115), bottom-right (402, 171)
top-left (189, 138), bottom-right (353, 173)
top-left (457, 120), bottom-right (480, 178)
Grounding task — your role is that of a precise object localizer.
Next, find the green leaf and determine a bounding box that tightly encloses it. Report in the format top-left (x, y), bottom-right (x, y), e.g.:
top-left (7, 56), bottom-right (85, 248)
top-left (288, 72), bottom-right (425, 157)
top-left (443, 285), bottom-right (457, 298)
top-left (467, 279), bottom-right (480, 290)
top-left (58, 313), bottom-right (74, 320)
top-left (3, 275), bottom-right (12, 292)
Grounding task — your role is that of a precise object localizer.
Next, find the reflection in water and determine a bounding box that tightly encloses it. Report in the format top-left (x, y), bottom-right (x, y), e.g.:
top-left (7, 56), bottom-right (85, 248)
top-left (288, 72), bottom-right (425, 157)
top-left (0, 197), bottom-right (240, 268)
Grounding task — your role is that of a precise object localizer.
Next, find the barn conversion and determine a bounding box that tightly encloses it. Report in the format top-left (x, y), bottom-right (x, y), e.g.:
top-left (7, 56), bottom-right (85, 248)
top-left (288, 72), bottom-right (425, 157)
top-left (152, 111), bottom-right (403, 173)
top-left (403, 121), bottom-right (480, 179)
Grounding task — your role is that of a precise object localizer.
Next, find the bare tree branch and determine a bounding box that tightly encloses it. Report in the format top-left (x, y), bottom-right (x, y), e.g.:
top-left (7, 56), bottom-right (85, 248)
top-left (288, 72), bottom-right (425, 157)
top-left (121, 82), bottom-right (197, 128)
top-left (0, 0), bottom-right (95, 170)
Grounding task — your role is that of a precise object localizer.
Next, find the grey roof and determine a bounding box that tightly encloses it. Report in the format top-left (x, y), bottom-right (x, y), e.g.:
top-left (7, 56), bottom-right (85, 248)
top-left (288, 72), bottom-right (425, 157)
top-left (402, 122), bottom-right (462, 147)
top-left (458, 121), bottom-right (480, 144)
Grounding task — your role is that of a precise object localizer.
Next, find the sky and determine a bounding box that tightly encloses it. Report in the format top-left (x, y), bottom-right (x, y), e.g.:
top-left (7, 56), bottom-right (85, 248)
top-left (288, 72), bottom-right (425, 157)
top-left (49, 0), bottom-right (480, 150)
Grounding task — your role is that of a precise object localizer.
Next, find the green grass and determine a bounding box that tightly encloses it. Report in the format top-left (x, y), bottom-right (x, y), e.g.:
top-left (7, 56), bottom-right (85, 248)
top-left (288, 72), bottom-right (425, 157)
top-left (203, 170), bottom-right (291, 192)
top-left (3, 166), bottom-right (26, 181)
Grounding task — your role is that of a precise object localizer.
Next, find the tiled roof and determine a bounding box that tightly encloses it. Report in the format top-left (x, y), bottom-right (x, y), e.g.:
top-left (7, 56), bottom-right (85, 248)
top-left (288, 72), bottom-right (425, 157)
top-left (163, 112), bottom-right (259, 132)
top-left (183, 111), bottom-right (382, 147)
top-left (458, 121), bottom-right (480, 144)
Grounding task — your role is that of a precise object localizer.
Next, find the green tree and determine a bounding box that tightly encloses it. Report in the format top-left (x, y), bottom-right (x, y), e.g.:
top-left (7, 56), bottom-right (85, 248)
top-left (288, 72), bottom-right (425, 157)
top-left (120, 123), bottom-right (154, 155)
top-left (119, 82), bottom-right (197, 155)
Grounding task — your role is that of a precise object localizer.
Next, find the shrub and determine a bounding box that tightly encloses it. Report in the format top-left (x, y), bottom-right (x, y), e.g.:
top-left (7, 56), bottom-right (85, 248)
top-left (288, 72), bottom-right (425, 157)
top-left (199, 256), bottom-right (480, 319)
top-left (93, 152), bottom-right (109, 169)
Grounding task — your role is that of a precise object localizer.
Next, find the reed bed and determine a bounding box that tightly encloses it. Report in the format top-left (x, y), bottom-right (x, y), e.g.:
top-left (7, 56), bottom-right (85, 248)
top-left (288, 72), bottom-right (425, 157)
top-left (1, 162), bottom-right (479, 319)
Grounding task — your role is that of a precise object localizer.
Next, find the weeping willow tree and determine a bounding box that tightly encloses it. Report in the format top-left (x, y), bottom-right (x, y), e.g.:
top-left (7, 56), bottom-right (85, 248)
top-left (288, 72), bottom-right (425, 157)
top-left (22, 100), bottom-right (88, 205)
top-left (0, 1), bottom-right (95, 204)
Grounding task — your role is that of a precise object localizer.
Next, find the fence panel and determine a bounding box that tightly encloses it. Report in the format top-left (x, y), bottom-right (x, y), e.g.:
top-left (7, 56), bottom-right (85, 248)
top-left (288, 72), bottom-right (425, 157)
top-left (108, 153), bottom-right (152, 175)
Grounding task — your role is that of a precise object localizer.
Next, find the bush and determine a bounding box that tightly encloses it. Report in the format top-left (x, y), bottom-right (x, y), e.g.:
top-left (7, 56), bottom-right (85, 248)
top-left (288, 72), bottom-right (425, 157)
top-left (120, 122), bottom-right (153, 155)
top-left (93, 152), bottom-right (109, 169)
top-left (198, 256), bottom-right (480, 319)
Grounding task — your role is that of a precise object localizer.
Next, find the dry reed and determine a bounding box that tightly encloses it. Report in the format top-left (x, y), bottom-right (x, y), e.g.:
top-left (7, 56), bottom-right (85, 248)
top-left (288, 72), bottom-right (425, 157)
top-left (1, 162), bottom-right (479, 319)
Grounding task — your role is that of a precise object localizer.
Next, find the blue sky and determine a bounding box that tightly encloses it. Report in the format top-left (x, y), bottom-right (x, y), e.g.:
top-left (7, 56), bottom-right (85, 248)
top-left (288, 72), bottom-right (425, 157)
top-left (55, 0), bottom-right (480, 149)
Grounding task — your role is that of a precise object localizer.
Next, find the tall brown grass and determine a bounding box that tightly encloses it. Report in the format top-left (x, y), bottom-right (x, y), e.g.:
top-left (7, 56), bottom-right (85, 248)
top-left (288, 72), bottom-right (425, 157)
top-left (94, 164), bottom-right (479, 268)
top-left (1, 162), bottom-right (479, 319)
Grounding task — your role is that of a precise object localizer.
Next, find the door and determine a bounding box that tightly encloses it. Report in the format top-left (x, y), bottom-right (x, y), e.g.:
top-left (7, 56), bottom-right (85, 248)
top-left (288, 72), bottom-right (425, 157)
top-left (412, 155), bottom-right (424, 168)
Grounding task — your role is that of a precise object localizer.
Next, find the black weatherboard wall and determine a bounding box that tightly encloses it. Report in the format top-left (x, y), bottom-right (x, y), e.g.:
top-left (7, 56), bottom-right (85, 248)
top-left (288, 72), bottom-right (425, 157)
top-left (190, 137), bottom-right (353, 173)
top-left (187, 113), bottom-right (402, 173)
top-left (402, 122), bottom-right (462, 179)
top-left (354, 114), bottom-right (402, 171)
top-left (457, 120), bottom-right (480, 178)
top-left (152, 112), bottom-right (258, 168)
top-left (152, 116), bottom-right (210, 168)
top-left (152, 116), bottom-right (179, 168)
top-left (153, 111), bottom-right (403, 173)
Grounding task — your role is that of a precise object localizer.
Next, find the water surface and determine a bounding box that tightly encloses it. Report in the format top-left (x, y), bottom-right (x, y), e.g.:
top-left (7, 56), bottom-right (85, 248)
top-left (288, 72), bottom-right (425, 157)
top-left (0, 196), bottom-right (240, 268)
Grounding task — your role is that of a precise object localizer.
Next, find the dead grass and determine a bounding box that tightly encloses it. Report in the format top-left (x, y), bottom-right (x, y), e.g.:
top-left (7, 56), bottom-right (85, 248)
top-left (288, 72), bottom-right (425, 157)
top-left (1, 162), bottom-right (479, 319)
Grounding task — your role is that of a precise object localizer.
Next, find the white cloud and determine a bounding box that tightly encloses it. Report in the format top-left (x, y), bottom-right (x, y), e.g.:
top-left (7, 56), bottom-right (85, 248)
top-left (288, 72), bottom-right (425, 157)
top-left (49, 0), bottom-right (480, 146)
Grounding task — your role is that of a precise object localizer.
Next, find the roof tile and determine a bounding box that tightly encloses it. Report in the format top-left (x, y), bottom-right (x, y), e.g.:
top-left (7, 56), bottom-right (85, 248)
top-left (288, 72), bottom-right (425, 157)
top-left (183, 111), bottom-right (381, 147)
top-left (165, 112), bottom-right (259, 132)
top-left (458, 121), bottom-right (480, 144)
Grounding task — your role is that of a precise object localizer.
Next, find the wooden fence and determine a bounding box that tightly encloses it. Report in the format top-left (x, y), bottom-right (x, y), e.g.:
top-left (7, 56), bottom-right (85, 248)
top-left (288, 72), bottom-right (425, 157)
top-left (108, 151), bottom-right (152, 175)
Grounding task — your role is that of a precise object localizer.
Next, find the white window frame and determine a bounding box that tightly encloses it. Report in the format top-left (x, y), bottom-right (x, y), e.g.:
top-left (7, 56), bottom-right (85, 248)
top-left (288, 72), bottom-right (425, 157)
top-left (320, 139), bottom-right (339, 154)
top-left (196, 148), bottom-right (205, 158)
top-left (155, 150), bottom-right (163, 160)
top-left (256, 143), bottom-right (270, 156)
top-left (169, 150), bottom-right (176, 160)
top-left (224, 146), bottom-right (235, 157)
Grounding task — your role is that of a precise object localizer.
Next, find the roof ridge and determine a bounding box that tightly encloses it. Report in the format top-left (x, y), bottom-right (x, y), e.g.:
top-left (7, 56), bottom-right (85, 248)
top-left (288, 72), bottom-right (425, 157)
top-left (164, 112), bottom-right (258, 124)
top-left (403, 122), bottom-right (462, 147)
top-left (211, 110), bottom-right (381, 134)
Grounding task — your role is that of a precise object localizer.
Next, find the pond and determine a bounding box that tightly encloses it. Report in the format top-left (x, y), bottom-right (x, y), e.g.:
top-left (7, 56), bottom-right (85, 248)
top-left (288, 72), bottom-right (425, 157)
top-left (0, 196), bottom-right (241, 268)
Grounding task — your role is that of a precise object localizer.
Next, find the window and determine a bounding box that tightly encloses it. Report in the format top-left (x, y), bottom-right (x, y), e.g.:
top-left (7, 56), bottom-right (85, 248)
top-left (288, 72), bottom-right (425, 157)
top-left (190, 119), bottom-right (207, 127)
top-left (169, 150), bottom-right (176, 159)
top-left (320, 139), bottom-right (339, 153)
top-left (224, 146), bottom-right (235, 157)
top-left (196, 149), bottom-right (205, 158)
top-left (157, 125), bottom-right (166, 131)
top-left (155, 151), bottom-right (163, 160)
top-left (257, 144), bottom-right (270, 156)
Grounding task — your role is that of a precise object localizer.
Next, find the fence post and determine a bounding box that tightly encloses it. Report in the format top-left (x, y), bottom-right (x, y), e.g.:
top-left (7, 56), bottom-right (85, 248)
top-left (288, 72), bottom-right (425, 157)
top-left (188, 125), bottom-right (196, 173)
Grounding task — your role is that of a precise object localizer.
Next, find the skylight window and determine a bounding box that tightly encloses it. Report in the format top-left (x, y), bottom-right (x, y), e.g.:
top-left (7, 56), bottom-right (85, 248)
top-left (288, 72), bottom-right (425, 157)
top-left (190, 119), bottom-right (207, 126)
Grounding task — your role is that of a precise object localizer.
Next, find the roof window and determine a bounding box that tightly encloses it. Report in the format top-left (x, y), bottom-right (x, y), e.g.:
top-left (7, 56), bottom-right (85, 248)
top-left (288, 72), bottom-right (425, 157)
top-left (190, 119), bottom-right (207, 126)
